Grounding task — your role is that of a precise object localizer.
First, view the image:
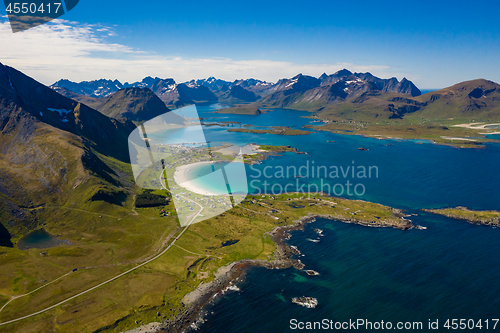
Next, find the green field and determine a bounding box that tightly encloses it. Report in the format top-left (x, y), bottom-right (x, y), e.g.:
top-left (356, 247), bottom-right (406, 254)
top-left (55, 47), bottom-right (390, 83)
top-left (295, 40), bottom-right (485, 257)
top-left (0, 190), bottom-right (411, 332)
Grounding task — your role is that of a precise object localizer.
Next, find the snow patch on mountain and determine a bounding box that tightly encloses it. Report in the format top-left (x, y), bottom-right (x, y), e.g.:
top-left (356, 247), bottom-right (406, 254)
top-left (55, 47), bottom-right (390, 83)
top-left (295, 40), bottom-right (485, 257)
top-left (47, 108), bottom-right (71, 115)
top-left (8, 74), bottom-right (14, 90)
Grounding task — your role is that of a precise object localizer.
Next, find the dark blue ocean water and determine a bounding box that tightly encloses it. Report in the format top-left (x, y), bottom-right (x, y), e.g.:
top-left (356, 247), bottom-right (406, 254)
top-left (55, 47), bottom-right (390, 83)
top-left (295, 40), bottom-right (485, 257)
top-left (197, 215), bottom-right (500, 332)
top-left (189, 104), bottom-right (500, 332)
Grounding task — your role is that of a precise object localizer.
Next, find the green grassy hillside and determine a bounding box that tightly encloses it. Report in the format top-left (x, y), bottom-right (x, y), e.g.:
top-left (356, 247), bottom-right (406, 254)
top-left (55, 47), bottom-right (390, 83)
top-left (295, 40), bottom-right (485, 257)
top-left (0, 62), bottom-right (136, 244)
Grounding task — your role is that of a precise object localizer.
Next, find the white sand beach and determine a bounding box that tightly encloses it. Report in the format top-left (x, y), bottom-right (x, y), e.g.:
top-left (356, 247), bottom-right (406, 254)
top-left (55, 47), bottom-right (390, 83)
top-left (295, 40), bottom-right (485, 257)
top-left (173, 161), bottom-right (220, 196)
top-left (449, 122), bottom-right (500, 136)
top-left (453, 122), bottom-right (500, 130)
top-left (440, 136), bottom-right (479, 141)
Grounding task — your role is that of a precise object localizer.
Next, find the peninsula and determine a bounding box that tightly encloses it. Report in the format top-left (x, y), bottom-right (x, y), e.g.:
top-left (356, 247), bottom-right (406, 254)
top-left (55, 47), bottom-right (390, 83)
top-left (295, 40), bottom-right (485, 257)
top-left (423, 207), bottom-right (500, 226)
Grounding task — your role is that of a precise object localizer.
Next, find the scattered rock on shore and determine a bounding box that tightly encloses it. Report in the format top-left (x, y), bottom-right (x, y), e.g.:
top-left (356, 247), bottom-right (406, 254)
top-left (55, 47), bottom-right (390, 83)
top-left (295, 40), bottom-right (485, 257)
top-left (290, 245), bottom-right (301, 255)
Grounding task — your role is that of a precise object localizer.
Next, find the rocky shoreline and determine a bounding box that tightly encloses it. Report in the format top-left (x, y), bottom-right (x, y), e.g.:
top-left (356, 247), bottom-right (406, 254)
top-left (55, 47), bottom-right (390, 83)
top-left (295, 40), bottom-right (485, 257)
top-left (156, 216), bottom-right (311, 333)
top-left (300, 211), bottom-right (414, 231)
top-left (149, 212), bottom-right (414, 333)
top-left (423, 207), bottom-right (500, 227)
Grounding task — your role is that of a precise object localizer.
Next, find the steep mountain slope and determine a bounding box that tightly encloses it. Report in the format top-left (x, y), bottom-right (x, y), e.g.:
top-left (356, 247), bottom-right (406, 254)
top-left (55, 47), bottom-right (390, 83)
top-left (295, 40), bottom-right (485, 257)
top-left (354, 72), bottom-right (421, 96)
top-left (124, 76), bottom-right (163, 89)
top-left (318, 69), bottom-right (421, 96)
top-left (190, 77), bottom-right (263, 103)
top-left (0, 62), bottom-right (135, 244)
top-left (54, 86), bottom-right (186, 123)
top-left (50, 86), bottom-right (104, 110)
top-left (88, 87), bottom-right (176, 122)
top-left (148, 78), bottom-right (176, 94)
top-left (232, 78), bottom-right (274, 94)
top-left (193, 77), bottom-right (231, 92)
top-left (412, 79), bottom-right (500, 119)
top-left (318, 69), bottom-right (353, 85)
top-left (154, 82), bottom-right (218, 107)
top-left (191, 77), bottom-right (273, 97)
top-left (271, 73), bottom-right (321, 93)
top-left (217, 85), bottom-right (258, 104)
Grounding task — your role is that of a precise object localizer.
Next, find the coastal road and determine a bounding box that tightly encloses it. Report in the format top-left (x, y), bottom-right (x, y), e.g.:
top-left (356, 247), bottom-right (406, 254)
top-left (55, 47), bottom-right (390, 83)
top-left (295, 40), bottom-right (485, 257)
top-left (0, 170), bottom-right (204, 327)
top-left (0, 272), bottom-right (73, 314)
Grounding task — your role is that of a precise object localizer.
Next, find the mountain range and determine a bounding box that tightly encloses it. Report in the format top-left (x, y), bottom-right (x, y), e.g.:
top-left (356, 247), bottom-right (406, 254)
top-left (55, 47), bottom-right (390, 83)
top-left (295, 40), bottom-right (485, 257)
top-left (52, 75), bottom-right (277, 109)
top-left (52, 69), bottom-right (500, 122)
top-left (51, 70), bottom-right (423, 114)
top-left (54, 77), bottom-right (220, 108)
top-left (253, 70), bottom-right (422, 112)
top-left (218, 70), bottom-right (500, 121)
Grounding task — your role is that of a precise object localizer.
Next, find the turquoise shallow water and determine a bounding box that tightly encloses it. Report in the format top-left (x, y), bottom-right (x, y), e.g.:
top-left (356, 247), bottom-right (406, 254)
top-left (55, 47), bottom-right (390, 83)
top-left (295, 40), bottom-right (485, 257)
top-left (186, 161), bottom-right (248, 195)
top-left (167, 104), bottom-right (500, 332)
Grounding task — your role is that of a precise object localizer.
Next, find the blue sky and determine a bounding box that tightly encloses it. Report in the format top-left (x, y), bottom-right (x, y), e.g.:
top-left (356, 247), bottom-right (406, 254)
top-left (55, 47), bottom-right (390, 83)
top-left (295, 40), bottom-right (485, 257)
top-left (1, 0), bottom-right (500, 88)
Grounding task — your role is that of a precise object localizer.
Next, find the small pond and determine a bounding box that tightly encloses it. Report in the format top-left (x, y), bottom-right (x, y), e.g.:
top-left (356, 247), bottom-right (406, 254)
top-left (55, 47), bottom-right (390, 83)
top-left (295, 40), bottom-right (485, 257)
top-left (17, 229), bottom-right (69, 250)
